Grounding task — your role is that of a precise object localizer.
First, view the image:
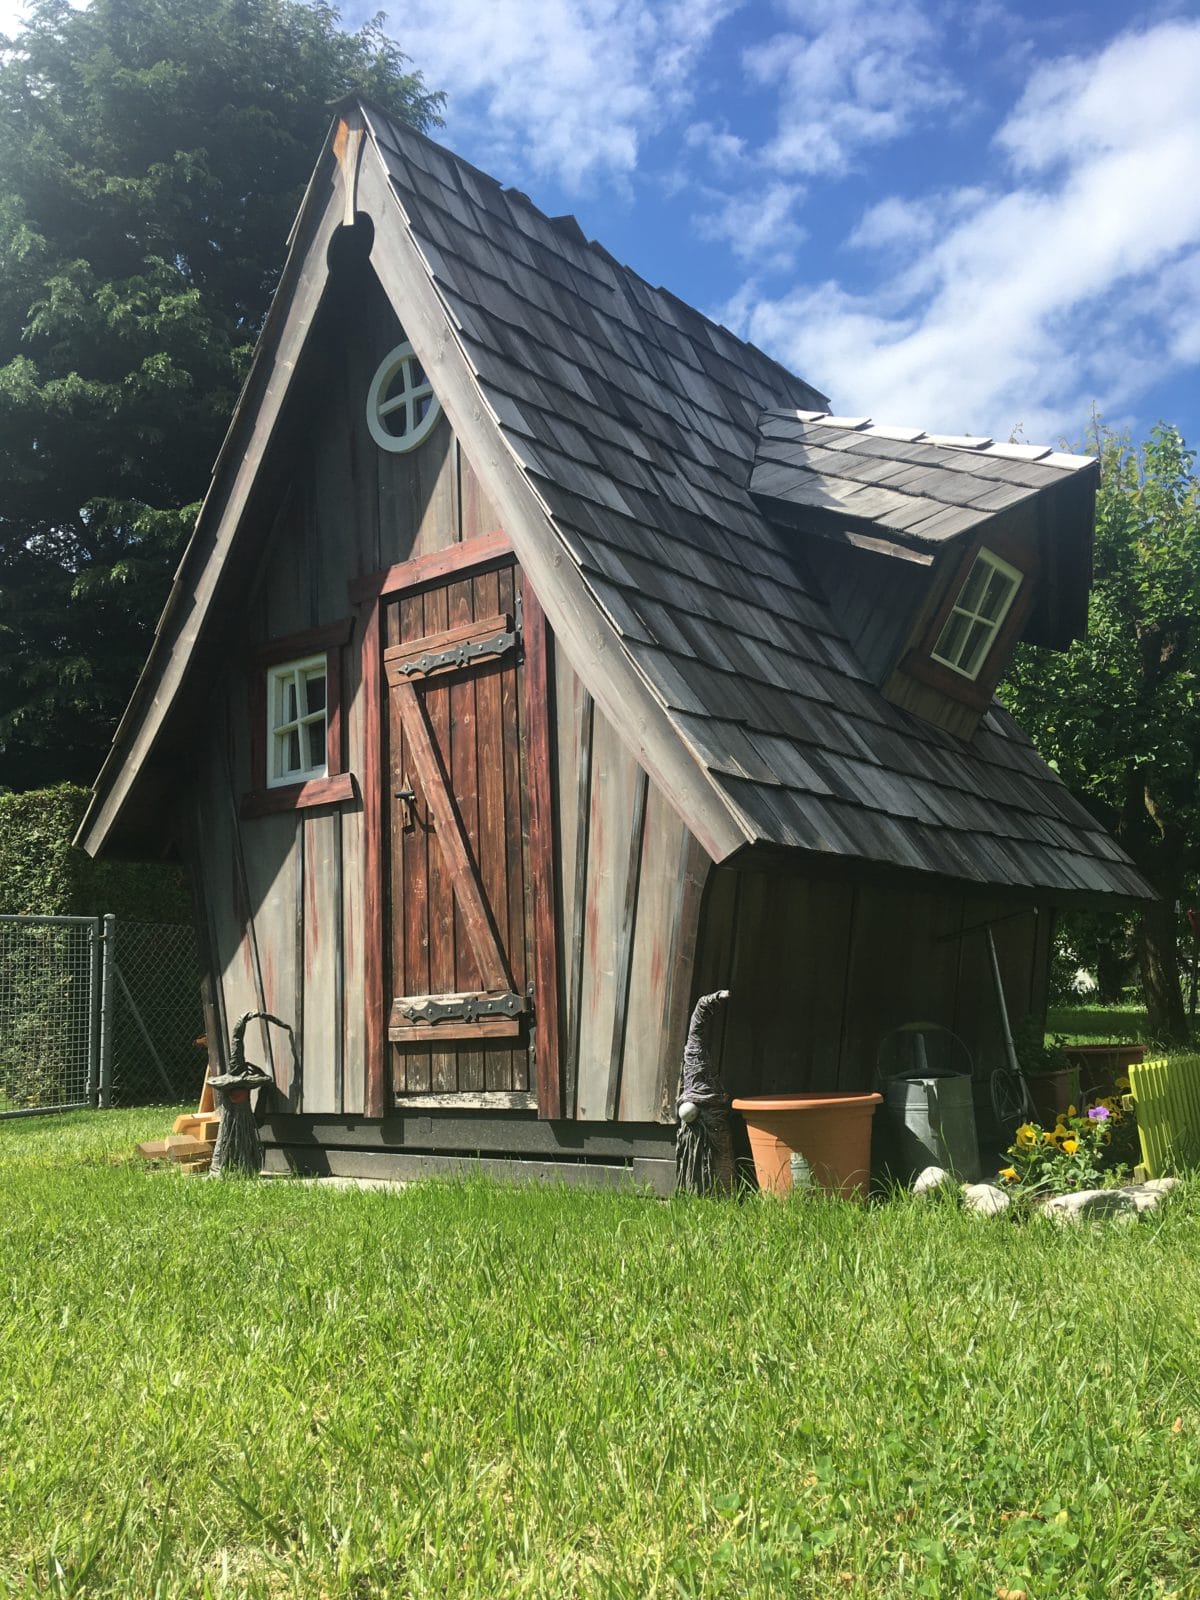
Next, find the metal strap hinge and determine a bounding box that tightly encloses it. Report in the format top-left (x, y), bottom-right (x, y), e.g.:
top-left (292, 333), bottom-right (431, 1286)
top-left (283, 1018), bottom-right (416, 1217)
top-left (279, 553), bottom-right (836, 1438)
top-left (394, 629), bottom-right (517, 679)
top-left (398, 991), bottom-right (529, 1026)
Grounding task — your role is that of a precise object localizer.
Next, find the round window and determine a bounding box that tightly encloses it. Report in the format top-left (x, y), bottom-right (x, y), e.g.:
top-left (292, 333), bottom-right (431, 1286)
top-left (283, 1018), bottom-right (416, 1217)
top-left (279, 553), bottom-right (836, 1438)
top-left (366, 340), bottom-right (441, 453)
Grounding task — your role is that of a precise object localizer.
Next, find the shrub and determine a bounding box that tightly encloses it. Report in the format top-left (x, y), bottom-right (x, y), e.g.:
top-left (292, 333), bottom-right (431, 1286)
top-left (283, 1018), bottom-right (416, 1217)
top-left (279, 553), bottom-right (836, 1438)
top-left (0, 785), bottom-right (190, 921)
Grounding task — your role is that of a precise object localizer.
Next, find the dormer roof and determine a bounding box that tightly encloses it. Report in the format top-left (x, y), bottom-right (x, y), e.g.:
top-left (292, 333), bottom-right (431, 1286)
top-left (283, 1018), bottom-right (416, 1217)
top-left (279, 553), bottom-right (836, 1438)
top-left (751, 410), bottom-right (1098, 648)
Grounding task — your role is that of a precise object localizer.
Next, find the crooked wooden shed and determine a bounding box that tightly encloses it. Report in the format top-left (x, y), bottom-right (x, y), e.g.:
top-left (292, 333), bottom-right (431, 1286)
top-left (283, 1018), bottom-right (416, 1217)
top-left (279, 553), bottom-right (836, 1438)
top-left (77, 104), bottom-right (1151, 1189)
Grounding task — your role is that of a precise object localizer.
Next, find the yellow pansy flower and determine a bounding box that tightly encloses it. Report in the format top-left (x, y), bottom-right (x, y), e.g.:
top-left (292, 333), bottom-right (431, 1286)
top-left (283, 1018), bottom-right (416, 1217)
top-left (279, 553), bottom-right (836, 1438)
top-left (998, 1166), bottom-right (1019, 1182)
top-left (1061, 1138), bottom-right (1078, 1154)
top-left (1015, 1123), bottom-right (1037, 1149)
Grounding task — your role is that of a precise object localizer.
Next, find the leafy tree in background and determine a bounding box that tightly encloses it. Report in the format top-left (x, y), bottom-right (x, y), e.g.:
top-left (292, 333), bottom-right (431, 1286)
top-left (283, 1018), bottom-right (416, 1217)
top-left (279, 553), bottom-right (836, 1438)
top-left (1002, 424), bottom-right (1200, 1043)
top-left (0, 0), bottom-right (440, 789)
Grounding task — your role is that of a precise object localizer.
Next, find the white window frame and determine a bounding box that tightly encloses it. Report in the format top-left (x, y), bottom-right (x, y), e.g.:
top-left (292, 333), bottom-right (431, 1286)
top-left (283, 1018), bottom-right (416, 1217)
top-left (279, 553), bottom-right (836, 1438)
top-left (267, 655), bottom-right (328, 788)
top-left (930, 547), bottom-right (1023, 681)
top-left (366, 340), bottom-right (441, 453)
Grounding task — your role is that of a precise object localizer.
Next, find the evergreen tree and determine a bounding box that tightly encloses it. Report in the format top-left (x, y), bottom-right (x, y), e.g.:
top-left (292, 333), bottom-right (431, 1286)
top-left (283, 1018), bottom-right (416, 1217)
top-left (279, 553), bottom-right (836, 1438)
top-left (0, 0), bottom-right (440, 788)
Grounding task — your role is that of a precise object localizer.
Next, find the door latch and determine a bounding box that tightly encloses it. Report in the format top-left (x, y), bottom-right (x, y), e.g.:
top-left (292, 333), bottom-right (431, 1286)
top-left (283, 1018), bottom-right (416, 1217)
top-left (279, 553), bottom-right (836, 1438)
top-left (394, 778), bottom-right (416, 830)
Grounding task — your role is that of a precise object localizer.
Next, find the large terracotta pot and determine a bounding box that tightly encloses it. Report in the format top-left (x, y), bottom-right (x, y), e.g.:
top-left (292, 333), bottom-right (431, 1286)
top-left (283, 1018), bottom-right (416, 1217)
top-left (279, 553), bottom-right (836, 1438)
top-left (732, 1093), bottom-right (883, 1199)
top-left (1059, 1043), bottom-right (1146, 1101)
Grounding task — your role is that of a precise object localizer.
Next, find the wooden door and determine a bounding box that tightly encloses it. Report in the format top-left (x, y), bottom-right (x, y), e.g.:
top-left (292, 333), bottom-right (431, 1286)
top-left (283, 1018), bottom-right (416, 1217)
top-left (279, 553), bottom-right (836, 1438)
top-left (383, 559), bottom-right (540, 1103)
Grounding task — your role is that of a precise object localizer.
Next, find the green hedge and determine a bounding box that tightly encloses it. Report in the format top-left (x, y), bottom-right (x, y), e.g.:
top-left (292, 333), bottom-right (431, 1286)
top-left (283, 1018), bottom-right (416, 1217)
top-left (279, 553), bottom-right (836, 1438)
top-left (0, 785), bottom-right (191, 923)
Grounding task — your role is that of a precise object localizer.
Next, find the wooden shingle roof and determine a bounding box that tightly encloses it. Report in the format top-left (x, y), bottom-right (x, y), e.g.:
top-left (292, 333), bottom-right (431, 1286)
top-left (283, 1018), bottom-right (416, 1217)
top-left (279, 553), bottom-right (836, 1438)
top-left (360, 108), bottom-right (1147, 902)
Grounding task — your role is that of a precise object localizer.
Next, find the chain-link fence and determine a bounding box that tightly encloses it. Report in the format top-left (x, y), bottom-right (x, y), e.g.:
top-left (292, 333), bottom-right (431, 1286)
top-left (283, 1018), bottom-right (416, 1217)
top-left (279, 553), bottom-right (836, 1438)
top-left (0, 916), bottom-right (100, 1115)
top-left (108, 919), bottom-right (206, 1106)
top-left (0, 914), bottom-right (205, 1116)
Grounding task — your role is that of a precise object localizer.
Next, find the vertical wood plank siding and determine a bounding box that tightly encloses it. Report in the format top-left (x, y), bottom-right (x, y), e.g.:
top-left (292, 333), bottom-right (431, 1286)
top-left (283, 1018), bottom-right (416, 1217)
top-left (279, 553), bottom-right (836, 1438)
top-left (561, 682), bottom-right (706, 1124)
top-left (522, 583), bottom-right (564, 1118)
top-left (693, 869), bottom-right (1051, 1121)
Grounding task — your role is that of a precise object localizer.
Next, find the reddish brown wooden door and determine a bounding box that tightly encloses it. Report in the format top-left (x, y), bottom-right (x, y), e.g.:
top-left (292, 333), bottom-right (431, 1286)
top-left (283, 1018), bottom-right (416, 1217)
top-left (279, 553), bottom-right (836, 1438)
top-left (383, 559), bottom-right (537, 1101)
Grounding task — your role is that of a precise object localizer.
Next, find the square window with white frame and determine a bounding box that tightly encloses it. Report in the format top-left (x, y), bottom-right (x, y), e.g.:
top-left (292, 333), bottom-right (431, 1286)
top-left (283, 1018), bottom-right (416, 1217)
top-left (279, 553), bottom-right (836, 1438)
top-left (931, 547), bottom-right (1023, 681)
top-left (267, 656), bottom-right (328, 786)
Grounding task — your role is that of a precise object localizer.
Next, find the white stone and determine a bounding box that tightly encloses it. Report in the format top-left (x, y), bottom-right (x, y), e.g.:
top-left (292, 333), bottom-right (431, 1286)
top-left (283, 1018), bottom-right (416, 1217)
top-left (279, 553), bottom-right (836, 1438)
top-left (961, 1182), bottom-right (1011, 1215)
top-left (913, 1165), bottom-right (953, 1195)
top-left (1143, 1177), bottom-right (1181, 1194)
top-left (1041, 1188), bottom-right (1138, 1224)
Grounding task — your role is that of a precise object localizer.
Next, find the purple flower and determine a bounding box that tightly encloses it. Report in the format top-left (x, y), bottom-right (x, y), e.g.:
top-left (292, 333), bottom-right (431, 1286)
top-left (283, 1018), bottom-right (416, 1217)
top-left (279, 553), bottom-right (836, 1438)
top-left (1087, 1106), bottom-right (1111, 1121)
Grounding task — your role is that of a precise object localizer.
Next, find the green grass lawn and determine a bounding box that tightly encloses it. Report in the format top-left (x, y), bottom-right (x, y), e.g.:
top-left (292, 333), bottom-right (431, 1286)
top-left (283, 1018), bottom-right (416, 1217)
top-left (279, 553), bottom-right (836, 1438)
top-left (1047, 1004), bottom-right (1156, 1046)
top-left (2, 1111), bottom-right (1200, 1598)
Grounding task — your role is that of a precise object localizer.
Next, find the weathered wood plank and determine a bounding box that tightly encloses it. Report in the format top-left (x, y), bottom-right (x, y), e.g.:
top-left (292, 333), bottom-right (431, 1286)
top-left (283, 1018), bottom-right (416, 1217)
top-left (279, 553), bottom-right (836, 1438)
top-left (472, 565), bottom-right (511, 1093)
top-left (575, 707), bottom-right (641, 1119)
top-left (394, 590), bottom-right (430, 1092)
top-left (349, 528), bottom-right (513, 604)
top-left (420, 578), bottom-right (457, 1095)
top-left (301, 809), bottom-right (340, 1111)
top-left (497, 561), bottom-right (529, 1093)
top-left (259, 1110), bottom-right (676, 1158)
top-left (361, 594), bottom-right (387, 1117)
top-left (235, 804), bottom-right (298, 1090)
top-left (621, 791), bottom-right (705, 1122)
top-left (457, 438), bottom-right (502, 543)
top-left (382, 610), bottom-right (513, 680)
top-left (605, 766), bottom-right (648, 1121)
top-left (447, 573), bottom-right (485, 1091)
top-left (657, 830), bottom-right (712, 1121)
top-left (389, 1090), bottom-right (535, 1110)
top-left (262, 1144), bottom-right (674, 1194)
top-left (563, 685), bottom-right (593, 1119)
top-left (523, 581), bottom-right (563, 1118)
top-left (407, 410), bottom-right (458, 565)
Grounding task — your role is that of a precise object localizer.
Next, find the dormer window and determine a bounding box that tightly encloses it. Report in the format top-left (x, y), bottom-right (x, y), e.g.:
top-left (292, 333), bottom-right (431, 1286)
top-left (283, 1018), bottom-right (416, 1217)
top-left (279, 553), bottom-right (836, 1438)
top-left (929, 548), bottom-right (1022, 681)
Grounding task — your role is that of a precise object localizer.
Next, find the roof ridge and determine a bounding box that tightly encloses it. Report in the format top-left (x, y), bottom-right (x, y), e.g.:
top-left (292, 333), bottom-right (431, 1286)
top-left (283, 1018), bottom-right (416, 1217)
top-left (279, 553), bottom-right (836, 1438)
top-left (778, 408), bottom-right (1095, 472)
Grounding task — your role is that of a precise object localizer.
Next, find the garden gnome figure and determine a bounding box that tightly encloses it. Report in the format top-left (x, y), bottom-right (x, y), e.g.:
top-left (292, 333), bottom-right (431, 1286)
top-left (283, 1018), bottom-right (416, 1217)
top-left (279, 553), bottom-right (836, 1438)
top-left (209, 1011), bottom-right (293, 1176)
top-left (675, 989), bottom-right (734, 1195)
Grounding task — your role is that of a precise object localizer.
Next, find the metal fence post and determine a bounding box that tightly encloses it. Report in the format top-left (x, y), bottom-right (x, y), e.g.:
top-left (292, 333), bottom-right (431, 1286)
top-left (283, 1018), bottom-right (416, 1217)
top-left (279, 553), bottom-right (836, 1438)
top-left (98, 914), bottom-right (116, 1109)
top-left (86, 916), bottom-right (102, 1106)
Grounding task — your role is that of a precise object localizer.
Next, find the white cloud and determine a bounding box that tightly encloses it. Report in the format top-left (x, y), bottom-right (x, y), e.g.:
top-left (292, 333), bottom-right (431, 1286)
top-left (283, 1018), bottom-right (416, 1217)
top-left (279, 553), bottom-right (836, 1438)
top-left (684, 120), bottom-right (749, 172)
top-left (371, 0), bottom-right (738, 192)
top-left (724, 19), bottom-right (1200, 441)
top-left (847, 189), bottom-right (990, 252)
top-left (744, 0), bottom-right (961, 178)
top-left (695, 180), bottom-right (807, 270)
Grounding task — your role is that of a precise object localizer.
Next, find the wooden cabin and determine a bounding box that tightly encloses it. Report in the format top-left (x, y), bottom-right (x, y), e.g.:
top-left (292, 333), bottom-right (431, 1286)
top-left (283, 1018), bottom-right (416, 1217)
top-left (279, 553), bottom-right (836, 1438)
top-left (77, 103), bottom-right (1151, 1190)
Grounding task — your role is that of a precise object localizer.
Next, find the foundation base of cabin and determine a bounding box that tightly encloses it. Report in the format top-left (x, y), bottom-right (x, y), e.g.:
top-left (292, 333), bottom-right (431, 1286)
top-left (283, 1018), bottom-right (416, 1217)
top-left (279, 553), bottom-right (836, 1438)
top-left (259, 1113), bottom-right (677, 1195)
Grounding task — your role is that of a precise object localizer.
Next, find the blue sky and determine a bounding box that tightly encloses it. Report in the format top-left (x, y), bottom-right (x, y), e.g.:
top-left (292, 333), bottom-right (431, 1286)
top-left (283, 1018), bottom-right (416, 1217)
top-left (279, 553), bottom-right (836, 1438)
top-left (1, 0), bottom-right (1195, 448)
top-left (340, 0), bottom-right (1200, 452)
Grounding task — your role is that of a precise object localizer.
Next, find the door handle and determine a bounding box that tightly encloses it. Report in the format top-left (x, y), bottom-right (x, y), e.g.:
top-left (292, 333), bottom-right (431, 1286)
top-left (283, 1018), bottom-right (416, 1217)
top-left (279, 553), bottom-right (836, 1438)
top-left (394, 778), bottom-right (416, 830)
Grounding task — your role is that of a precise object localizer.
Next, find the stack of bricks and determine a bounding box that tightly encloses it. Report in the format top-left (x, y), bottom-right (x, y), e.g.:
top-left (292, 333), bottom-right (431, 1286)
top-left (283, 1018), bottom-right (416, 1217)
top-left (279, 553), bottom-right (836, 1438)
top-left (136, 1113), bottom-right (221, 1174)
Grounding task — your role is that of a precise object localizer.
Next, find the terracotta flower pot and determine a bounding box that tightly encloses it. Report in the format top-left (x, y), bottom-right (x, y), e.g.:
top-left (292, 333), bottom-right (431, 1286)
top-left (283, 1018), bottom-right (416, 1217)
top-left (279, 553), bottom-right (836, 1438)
top-left (732, 1093), bottom-right (882, 1199)
top-left (1027, 1065), bottom-right (1081, 1126)
top-left (1059, 1043), bottom-right (1146, 1102)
